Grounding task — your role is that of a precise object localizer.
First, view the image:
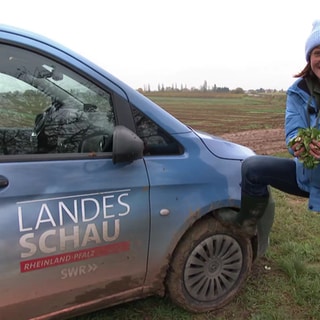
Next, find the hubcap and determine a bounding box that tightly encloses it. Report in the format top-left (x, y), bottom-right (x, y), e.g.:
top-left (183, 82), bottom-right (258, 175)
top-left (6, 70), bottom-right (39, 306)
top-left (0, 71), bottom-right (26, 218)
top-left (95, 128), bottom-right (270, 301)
top-left (184, 234), bottom-right (243, 302)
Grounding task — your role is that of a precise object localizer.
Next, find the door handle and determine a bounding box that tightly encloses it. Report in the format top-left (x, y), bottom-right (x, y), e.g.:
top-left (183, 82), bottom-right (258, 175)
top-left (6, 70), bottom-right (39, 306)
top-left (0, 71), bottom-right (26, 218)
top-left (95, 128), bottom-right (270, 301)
top-left (0, 175), bottom-right (9, 188)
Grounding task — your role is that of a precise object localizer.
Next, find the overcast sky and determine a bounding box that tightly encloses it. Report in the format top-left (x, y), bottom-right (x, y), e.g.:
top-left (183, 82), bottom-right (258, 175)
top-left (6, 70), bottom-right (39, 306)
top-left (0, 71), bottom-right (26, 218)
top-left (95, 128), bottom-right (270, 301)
top-left (1, 0), bottom-right (320, 91)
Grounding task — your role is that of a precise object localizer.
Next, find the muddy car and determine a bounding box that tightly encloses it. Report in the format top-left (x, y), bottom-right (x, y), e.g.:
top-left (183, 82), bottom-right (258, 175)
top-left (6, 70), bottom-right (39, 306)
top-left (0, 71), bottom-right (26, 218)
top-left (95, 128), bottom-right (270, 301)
top-left (0, 25), bottom-right (275, 320)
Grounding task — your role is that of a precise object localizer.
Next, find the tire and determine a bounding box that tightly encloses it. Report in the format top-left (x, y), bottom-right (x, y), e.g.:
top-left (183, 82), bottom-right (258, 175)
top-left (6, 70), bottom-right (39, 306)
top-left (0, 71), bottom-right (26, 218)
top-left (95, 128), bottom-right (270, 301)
top-left (166, 212), bottom-right (253, 313)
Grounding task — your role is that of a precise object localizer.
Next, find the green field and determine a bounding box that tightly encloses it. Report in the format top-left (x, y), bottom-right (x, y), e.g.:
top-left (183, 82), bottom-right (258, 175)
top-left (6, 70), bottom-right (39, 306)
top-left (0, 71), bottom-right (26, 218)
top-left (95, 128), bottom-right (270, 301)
top-left (75, 93), bottom-right (320, 320)
top-left (145, 92), bottom-right (286, 135)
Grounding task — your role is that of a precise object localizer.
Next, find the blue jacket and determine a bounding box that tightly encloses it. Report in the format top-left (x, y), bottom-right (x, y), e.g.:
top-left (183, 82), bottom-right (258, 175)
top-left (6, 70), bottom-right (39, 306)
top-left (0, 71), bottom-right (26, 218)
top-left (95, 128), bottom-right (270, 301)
top-left (286, 78), bottom-right (320, 211)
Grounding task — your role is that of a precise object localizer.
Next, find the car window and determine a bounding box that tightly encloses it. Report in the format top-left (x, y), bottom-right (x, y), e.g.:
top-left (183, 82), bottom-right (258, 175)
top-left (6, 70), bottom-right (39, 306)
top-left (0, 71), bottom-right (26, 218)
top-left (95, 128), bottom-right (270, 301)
top-left (131, 106), bottom-right (182, 155)
top-left (0, 44), bottom-right (115, 155)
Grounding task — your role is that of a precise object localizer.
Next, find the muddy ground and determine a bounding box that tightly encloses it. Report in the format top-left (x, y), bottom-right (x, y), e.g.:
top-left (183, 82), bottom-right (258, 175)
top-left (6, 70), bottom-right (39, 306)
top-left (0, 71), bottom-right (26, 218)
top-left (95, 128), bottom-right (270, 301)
top-left (220, 128), bottom-right (287, 155)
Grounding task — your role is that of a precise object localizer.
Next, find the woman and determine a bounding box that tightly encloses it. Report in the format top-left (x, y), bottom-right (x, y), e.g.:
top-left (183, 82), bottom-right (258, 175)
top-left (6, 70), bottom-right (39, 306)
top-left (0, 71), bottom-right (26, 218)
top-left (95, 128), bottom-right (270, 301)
top-left (225, 20), bottom-right (320, 236)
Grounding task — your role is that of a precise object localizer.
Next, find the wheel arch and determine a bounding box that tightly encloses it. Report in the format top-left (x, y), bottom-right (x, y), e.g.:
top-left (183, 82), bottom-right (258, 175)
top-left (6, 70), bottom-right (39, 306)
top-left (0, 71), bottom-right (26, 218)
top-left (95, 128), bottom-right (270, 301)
top-left (143, 206), bottom-right (249, 298)
top-left (164, 210), bottom-right (254, 312)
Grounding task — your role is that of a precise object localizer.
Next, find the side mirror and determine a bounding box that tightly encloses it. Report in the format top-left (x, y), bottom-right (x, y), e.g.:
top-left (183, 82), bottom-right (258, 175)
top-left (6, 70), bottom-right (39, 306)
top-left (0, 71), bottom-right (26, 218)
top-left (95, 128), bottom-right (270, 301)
top-left (112, 125), bottom-right (144, 164)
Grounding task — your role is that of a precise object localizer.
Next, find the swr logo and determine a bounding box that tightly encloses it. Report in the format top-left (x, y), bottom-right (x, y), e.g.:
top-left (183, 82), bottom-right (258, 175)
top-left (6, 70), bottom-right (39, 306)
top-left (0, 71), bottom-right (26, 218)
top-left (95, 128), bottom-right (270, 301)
top-left (61, 263), bottom-right (98, 279)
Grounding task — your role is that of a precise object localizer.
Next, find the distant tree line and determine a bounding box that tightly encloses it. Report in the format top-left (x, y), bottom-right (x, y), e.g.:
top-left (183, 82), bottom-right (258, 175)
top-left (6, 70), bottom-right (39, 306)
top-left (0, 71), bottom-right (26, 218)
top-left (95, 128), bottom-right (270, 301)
top-left (139, 80), bottom-right (285, 94)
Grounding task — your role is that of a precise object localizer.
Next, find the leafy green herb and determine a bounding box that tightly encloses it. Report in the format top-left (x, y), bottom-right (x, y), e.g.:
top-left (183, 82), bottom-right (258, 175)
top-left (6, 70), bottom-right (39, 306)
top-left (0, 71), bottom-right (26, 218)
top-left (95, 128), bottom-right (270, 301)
top-left (288, 127), bottom-right (320, 169)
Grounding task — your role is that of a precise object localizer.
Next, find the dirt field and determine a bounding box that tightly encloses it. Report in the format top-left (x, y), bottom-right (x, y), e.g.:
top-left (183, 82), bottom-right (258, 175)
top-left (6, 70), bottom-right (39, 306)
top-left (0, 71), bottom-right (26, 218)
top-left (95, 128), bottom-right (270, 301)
top-left (147, 93), bottom-right (287, 155)
top-left (221, 128), bottom-right (287, 155)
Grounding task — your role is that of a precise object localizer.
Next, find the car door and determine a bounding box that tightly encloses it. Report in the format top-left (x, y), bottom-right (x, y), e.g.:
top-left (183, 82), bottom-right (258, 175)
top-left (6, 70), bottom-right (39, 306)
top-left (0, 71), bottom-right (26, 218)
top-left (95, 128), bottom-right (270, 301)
top-left (0, 44), bottom-right (150, 319)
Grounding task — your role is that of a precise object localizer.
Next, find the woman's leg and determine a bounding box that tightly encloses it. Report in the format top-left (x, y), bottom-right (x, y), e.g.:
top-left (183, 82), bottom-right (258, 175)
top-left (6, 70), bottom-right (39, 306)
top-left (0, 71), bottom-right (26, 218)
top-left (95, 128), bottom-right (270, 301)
top-left (233, 155), bottom-right (309, 235)
top-left (241, 155), bottom-right (309, 198)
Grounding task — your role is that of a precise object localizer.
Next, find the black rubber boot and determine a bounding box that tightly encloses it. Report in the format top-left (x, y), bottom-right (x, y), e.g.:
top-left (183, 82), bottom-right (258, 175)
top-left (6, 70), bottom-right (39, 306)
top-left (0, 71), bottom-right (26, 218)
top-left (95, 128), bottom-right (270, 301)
top-left (218, 193), bottom-right (269, 236)
top-left (235, 193), bottom-right (269, 236)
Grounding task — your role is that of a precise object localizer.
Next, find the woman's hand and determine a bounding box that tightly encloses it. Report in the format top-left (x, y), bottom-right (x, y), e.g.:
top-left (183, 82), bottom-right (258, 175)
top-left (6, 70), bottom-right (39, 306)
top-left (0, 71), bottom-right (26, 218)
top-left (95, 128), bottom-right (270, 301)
top-left (288, 129), bottom-right (320, 168)
top-left (291, 140), bottom-right (306, 158)
top-left (309, 139), bottom-right (320, 159)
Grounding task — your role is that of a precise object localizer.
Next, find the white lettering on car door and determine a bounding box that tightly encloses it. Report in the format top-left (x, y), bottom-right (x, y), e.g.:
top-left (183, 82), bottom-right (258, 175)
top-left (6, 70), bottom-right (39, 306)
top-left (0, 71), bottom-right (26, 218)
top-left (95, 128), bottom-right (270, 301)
top-left (16, 190), bottom-right (132, 272)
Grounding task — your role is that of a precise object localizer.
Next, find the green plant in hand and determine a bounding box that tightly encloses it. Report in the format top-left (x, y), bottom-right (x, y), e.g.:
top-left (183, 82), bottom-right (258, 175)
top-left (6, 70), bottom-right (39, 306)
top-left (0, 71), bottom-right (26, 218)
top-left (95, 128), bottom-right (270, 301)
top-left (288, 127), bottom-right (320, 169)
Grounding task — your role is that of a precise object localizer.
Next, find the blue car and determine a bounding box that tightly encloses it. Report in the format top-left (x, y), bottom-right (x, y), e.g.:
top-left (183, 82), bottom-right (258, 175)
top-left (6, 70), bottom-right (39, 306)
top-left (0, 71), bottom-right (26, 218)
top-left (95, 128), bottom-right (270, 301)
top-left (0, 25), bottom-right (275, 320)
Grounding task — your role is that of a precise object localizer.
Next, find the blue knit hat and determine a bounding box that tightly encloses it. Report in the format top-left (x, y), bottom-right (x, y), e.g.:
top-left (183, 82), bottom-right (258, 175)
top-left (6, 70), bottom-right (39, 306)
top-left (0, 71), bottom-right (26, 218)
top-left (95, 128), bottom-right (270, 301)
top-left (305, 20), bottom-right (320, 61)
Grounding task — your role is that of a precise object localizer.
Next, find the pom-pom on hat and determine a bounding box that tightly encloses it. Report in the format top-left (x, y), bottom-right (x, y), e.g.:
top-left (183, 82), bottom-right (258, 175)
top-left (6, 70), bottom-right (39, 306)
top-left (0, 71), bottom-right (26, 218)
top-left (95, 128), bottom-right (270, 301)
top-left (305, 20), bottom-right (320, 61)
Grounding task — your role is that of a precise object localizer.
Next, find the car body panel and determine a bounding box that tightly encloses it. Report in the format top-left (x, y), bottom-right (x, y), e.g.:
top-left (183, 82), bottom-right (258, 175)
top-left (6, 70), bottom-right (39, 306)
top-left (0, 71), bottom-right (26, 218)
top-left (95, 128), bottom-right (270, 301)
top-left (144, 135), bottom-right (242, 287)
top-left (194, 130), bottom-right (255, 160)
top-left (0, 158), bottom-right (150, 318)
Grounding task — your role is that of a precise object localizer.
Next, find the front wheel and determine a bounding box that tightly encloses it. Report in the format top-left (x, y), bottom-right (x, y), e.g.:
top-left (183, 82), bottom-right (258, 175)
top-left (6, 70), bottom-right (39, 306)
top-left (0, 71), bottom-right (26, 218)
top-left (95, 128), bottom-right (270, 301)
top-left (166, 213), bottom-right (253, 313)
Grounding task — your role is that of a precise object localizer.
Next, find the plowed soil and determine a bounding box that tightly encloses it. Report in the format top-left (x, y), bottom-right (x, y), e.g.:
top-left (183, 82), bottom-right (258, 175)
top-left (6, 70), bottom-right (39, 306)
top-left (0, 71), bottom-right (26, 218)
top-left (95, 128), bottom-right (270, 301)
top-left (221, 128), bottom-right (286, 155)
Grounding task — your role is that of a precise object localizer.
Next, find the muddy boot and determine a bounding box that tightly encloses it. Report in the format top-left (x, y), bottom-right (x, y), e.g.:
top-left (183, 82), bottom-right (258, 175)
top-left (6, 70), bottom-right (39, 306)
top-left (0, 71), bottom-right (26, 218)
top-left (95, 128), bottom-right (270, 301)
top-left (218, 193), bottom-right (269, 236)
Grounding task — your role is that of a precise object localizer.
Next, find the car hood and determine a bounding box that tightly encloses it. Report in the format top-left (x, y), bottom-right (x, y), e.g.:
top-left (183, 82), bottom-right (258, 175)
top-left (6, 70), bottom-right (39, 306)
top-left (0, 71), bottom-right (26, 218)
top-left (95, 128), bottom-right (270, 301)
top-left (194, 130), bottom-right (255, 160)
